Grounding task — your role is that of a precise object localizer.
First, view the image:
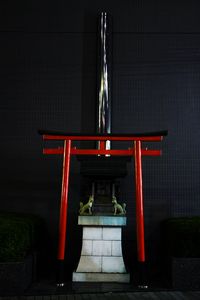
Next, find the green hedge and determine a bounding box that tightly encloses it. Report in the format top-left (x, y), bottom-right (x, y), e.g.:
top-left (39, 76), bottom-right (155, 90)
top-left (162, 217), bottom-right (200, 257)
top-left (0, 212), bottom-right (45, 262)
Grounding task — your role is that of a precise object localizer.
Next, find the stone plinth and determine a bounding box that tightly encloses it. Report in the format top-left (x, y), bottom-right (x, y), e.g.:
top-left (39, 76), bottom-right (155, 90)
top-left (73, 216), bottom-right (130, 283)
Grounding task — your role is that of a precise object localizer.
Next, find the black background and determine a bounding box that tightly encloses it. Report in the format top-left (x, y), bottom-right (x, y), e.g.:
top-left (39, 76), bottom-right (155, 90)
top-left (0, 0), bottom-right (200, 279)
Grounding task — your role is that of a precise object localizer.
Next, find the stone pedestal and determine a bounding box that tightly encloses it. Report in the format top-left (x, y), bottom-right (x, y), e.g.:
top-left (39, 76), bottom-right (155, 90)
top-left (73, 216), bottom-right (130, 282)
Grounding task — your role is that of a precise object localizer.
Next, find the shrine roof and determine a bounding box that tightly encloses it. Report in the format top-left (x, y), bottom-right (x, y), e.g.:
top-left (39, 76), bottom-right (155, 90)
top-left (38, 129), bottom-right (168, 137)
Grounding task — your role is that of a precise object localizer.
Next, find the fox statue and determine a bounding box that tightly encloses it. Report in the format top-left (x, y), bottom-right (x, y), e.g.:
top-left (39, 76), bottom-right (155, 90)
top-left (112, 196), bottom-right (126, 215)
top-left (79, 195), bottom-right (94, 215)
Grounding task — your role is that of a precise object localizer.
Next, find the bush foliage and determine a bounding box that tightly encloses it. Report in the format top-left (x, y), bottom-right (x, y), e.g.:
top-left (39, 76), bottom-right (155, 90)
top-left (162, 217), bottom-right (200, 257)
top-left (0, 212), bottom-right (44, 262)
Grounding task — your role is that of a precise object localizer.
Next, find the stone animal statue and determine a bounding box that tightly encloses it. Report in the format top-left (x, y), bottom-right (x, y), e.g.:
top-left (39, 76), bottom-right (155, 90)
top-left (112, 196), bottom-right (126, 215)
top-left (79, 195), bottom-right (94, 215)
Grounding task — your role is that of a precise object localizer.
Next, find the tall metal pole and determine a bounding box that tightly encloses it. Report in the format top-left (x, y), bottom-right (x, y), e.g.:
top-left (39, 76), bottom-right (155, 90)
top-left (97, 12), bottom-right (112, 149)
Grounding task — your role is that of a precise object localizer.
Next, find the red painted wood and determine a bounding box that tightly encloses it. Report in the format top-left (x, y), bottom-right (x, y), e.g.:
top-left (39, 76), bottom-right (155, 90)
top-left (99, 140), bottom-right (106, 150)
top-left (43, 147), bottom-right (161, 157)
top-left (57, 140), bottom-right (71, 260)
top-left (43, 134), bottom-right (163, 142)
top-left (134, 140), bottom-right (145, 262)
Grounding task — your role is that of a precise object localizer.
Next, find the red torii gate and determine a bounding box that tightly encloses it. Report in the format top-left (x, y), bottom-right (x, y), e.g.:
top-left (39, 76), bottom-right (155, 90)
top-left (39, 130), bottom-right (167, 283)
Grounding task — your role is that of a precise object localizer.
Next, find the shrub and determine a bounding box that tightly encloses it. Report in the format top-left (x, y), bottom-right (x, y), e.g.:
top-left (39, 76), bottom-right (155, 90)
top-left (0, 212), bottom-right (44, 262)
top-left (162, 217), bottom-right (200, 257)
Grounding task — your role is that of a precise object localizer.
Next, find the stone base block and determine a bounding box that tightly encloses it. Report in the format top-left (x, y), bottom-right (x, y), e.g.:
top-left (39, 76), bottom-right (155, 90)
top-left (73, 218), bottom-right (129, 283)
top-left (73, 272), bottom-right (130, 282)
top-left (78, 216), bottom-right (126, 226)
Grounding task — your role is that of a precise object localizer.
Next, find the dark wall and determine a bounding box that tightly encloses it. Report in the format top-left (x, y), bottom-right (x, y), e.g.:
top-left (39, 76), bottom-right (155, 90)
top-left (0, 0), bottom-right (200, 277)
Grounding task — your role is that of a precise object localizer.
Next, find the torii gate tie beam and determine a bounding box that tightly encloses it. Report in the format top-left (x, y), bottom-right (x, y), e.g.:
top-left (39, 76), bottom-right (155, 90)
top-left (39, 130), bottom-right (167, 284)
